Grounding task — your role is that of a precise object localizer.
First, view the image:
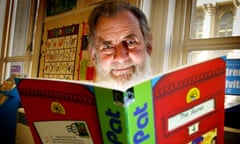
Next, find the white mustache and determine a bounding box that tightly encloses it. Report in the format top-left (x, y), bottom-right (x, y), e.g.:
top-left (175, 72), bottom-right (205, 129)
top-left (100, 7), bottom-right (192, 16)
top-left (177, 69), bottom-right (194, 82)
top-left (110, 61), bottom-right (135, 70)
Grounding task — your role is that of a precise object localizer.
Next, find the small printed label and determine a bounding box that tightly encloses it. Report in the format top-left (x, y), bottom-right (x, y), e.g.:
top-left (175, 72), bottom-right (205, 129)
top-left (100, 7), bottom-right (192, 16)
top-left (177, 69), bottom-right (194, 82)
top-left (168, 98), bottom-right (215, 132)
top-left (188, 122), bottom-right (199, 135)
top-left (34, 121), bottom-right (93, 144)
top-left (113, 88), bottom-right (135, 107)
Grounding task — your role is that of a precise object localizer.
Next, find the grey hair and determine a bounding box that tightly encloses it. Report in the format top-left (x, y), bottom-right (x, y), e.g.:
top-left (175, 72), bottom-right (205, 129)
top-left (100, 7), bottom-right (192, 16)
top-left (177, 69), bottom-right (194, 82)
top-left (87, 0), bottom-right (152, 48)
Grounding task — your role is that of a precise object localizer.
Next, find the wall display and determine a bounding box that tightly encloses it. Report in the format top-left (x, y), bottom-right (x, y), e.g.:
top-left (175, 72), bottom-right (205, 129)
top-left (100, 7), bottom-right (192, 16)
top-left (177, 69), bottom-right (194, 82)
top-left (226, 58), bottom-right (240, 95)
top-left (42, 24), bottom-right (79, 80)
top-left (78, 22), bottom-right (95, 81)
top-left (10, 65), bottom-right (21, 76)
top-left (46, 0), bottom-right (77, 16)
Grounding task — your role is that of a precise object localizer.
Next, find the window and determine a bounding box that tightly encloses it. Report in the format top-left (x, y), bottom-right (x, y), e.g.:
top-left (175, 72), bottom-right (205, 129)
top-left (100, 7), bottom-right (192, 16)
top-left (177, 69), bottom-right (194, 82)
top-left (218, 12), bottom-right (233, 37)
top-left (187, 0), bottom-right (240, 63)
top-left (190, 0), bottom-right (239, 39)
top-left (167, 0), bottom-right (240, 108)
top-left (0, 0), bottom-right (37, 82)
top-left (0, 1), bottom-right (7, 58)
top-left (168, 0), bottom-right (240, 71)
top-left (193, 16), bottom-right (204, 38)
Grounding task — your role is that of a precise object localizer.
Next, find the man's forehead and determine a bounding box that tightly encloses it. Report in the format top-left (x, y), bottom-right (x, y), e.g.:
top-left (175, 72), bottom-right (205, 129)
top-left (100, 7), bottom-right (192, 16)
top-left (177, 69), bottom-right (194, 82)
top-left (96, 10), bottom-right (139, 29)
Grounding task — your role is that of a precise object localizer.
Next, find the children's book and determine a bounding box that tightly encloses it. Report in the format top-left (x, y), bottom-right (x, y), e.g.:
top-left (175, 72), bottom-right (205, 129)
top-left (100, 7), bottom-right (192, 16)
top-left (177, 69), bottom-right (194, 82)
top-left (16, 57), bottom-right (226, 144)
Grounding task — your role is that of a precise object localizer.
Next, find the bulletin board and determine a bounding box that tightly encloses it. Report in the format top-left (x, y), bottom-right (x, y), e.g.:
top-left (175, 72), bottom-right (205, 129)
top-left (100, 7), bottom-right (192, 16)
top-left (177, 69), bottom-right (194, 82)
top-left (42, 24), bottom-right (79, 80)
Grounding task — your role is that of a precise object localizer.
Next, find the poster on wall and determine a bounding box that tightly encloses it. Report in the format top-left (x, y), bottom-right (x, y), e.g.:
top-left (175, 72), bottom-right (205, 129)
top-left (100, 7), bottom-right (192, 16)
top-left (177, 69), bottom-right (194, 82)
top-left (43, 24), bottom-right (79, 80)
top-left (46, 0), bottom-right (77, 16)
top-left (226, 58), bottom-right (240, 95)
top-left (78, 22), bottom-right (95, 81)
top-left (11, 65), bottom-right (21, 76)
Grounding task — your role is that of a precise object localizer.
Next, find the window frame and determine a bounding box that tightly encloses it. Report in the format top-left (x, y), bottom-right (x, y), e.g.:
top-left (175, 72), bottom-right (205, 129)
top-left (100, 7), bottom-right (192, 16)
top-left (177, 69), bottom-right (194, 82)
top-left (169, 0), bottom-right (240, 69)
top-left (0, 0), bottom-right (39, 83)
top-left (217, 12), bottom-right (233, 37)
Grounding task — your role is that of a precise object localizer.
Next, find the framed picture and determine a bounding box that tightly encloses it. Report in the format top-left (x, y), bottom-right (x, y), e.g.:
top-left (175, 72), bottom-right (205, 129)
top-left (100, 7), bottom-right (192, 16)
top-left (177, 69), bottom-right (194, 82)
top-left (46, 0), bottom-right (77, 16)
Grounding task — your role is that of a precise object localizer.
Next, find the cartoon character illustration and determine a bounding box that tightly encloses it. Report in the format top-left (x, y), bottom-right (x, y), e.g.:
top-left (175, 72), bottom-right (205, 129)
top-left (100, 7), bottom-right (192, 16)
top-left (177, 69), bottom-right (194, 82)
top-left (189, 128), bottom-right (217, 144)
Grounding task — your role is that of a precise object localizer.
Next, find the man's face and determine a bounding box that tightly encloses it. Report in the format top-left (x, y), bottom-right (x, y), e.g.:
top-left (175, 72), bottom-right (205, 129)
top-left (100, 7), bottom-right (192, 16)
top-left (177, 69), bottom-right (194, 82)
top-left (91, 10), bottom-right (152, 86)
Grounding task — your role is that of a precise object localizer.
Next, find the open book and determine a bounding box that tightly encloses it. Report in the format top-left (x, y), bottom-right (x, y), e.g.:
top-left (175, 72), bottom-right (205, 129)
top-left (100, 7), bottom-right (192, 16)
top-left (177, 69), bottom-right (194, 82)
top-left (16, 57), bottom-right (226, 144)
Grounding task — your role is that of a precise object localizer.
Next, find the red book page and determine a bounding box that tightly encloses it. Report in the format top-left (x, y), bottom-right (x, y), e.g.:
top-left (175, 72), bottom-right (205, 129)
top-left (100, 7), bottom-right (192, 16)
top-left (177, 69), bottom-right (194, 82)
top-left (153, 58), bottom-right (225, 144)
top-left (18, 79), bottom-right (102, 144)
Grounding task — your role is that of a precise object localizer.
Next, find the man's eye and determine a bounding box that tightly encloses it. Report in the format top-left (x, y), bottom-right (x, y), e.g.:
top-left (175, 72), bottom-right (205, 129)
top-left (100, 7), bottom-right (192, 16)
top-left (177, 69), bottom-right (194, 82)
top-left (126, 39), bottom-right (136, 45)
top-left (103, 44), bottom-right (112, 49)
top-left (125, 39), bottom-right (137, 49)
top-left (101, 44), bottom-right (115, 54)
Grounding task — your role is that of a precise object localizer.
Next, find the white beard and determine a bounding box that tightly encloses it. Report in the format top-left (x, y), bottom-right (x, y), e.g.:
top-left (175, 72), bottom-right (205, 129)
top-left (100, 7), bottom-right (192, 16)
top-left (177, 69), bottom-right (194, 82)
top-left (95, 52), bottom-right (152, 88)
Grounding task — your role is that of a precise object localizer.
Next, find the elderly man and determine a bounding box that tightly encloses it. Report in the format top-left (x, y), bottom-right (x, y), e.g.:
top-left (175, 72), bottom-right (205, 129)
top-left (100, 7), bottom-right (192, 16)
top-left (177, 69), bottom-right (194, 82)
top-left (88, 0), bottom-right (152, 87)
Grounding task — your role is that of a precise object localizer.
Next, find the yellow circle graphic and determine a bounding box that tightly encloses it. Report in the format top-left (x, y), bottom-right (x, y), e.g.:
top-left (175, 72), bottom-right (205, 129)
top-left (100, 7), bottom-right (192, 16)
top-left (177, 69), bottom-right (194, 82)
top-left (186, 87), bottom-right (200, 103)
top-left (51, 101), bottom-right (66, 115)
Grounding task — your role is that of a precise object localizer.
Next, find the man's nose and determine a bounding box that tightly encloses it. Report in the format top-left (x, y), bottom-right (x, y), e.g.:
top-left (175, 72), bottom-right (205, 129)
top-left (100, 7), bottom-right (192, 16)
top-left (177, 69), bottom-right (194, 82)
top-left (114, 43), bottom-right (129, 62)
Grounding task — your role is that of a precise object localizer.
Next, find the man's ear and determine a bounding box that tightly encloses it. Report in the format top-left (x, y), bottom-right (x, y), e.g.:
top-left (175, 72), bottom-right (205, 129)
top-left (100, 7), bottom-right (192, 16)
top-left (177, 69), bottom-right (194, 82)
top-left (88, 45), bottom-right (97, 65)
top-left (146, 35), bottom-right (153, 55)
top-left (147, 44), bottom-right (152, 55)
